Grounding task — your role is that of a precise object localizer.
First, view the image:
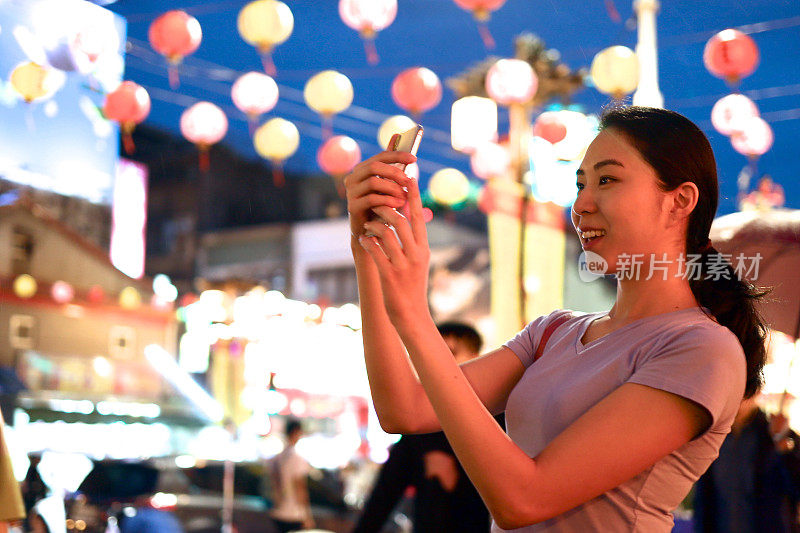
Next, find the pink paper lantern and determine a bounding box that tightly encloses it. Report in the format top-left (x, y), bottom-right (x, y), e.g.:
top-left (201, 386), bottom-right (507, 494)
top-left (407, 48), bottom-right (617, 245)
top-left (703, 29), bottom-right (759, 83)
top-left (452, 0), bottom-right (506, 48)
top-left (339, 0), bottom-right (397, 65)
top-left (317, 135), bottom-right (362, 176)
top-left (731, 116), bottom-right (773, 158)
top-left (51, 281), bottom-right (75, 304)
top-left (470, 142), bottom-right (510, 180)
top-left (533, 111), bottom-right (568, 144)
top-left (103, 81), bottom-right (151, 154)
top-left (181, 102), bottom-right (228, 170)
top-left (232, 72), bottom-right (279, 118)
top-left (711, 94), bottom-right (759, 136)
top-left (486, 59), bottom-right (538, 106)
top-left (391, 67), bottom-right (442, 116)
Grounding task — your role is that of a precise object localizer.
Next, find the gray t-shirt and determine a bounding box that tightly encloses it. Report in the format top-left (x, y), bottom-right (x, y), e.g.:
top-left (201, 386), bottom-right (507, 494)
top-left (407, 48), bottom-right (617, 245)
top-left (496, 307), bottom-right (746, 532)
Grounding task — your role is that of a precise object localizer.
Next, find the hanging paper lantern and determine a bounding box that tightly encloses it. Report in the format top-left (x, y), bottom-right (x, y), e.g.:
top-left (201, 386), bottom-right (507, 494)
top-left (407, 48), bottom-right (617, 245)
top-left (590, 46), bottom-right (639, 99)
top-left (231, 72), bottom-right (279, 132)
top-left (51, 281), bottom-right (75, 304)
top-left (339, 0), bottom-right (397, 65)
top-left (9, 62), bottom-right (59, 103)
top-left (13, 274), bottom-right (37, 299)
top-left (703, 29), bottom-right (759, 84)
top-left (378, 115), bottom-right (416, 149)
top-left (485, 59), bottom-right (538, 106)
top-left (550, 110), bottom-right (597, 162)
top-left (731, 116), bottom-right (773, 158)
top-left (87, 285), bottom-right (105, 304)
top-left (391, 67), bottom-right (442, 117)
top-left (74, 21), bottom-right (121, 66)
top-left (304, 70), bottom-right (353, 138)
top-left (238, 0), bottom-right (294, 75)
top-left (103, 81), bottom-right (151, 154)
top-left (533, 111), bottom-right (568, 144)
top-left (711, 94), bottom-right (759, 136)
top-left (429, 168), bottom-right (470, 206)
top-left (452, 0), bottom-right (506, 49)
top-left (148, 10), bottom-right (202, 88)
top-left (318, 135), bottom-right (362, 196)
top-left (119, 286), bottom-right (142, 309)
top-left (470, 142), bottom-right (510, 180)
top-left (451, 96), bottom-right (497, 153)
top-left (318, 136), bottom-right (362, 176)
top-left (254, 117), bottom-right (299, 187)
top-left (180, 102), bottom-right (228, 171)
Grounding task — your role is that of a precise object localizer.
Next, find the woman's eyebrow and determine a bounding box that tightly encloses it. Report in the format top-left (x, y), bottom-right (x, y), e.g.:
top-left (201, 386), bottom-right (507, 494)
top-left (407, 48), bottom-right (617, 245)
top-left (576, 159), bottom-right (625, 176)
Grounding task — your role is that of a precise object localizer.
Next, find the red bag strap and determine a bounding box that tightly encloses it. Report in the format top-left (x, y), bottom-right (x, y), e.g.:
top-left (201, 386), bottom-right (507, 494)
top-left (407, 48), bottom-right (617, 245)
top-left (533, 313), bottom-right (573, 363)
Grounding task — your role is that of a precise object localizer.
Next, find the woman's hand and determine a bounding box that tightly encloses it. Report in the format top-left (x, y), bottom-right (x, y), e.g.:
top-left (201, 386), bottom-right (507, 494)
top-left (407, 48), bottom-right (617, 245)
top-left (357, 177), bottom-right (431, 324)
top-left (343, 135), bottom-right (417, 239)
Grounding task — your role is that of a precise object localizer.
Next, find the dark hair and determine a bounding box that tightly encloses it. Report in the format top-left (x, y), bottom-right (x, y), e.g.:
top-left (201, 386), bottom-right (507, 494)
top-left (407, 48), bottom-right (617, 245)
top-left (437, 321), bottom-right (483, 354)
top-left (285, 418), bottom-right (303, 437)
top-left (599, 106), bottom-right (768, 398)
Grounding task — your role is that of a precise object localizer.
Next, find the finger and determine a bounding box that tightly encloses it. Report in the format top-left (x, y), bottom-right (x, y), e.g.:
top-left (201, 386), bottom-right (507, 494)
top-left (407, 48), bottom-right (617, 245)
top-left (372, 206), bottom-right (415, 253)
top-left (386, 133), bottom-right (399, 150)
top-left (351, 194), bottom-right (406, 218)
top-left (358, 234), bottom-right (392, 272)
top-left (349, 174), bottom-right (407, 202)
top-left (363, 219), bottom-right (407, 267)
top-left (405, 177), bottom-right (428, 244)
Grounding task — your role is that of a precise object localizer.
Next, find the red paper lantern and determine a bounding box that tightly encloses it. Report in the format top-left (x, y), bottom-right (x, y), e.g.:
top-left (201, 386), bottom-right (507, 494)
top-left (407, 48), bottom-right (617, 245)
top-left (87, 285), bottom-right (105, 304)
top-left (452, 0), bottom-right (506, 48)
top-left (103, 81), bottom-right (151, 154)
top-left (703, 29), bottom-right (759, 84)
top-left (148, 10), bottom-right (202, 88)
top-left (317, 135), bottom-right (362, 176)
top-left (339, 0), bottom-right (397, 65)
top-left (391, 67), bottom-right (442, 117)
top-left (181, 102), bottom-right (228, 171)
top-left (533, 111), bottom-right (567, 144)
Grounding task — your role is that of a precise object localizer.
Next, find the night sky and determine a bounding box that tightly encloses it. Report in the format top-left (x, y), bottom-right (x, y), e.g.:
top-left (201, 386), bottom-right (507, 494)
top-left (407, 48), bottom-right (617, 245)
top-left (107, 0), bottom-right (800, 217)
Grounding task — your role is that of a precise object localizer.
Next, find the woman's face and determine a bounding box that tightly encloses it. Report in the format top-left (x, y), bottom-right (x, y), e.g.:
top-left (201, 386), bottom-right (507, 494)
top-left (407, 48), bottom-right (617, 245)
top-left (571, 128), bottom-right (676, 273)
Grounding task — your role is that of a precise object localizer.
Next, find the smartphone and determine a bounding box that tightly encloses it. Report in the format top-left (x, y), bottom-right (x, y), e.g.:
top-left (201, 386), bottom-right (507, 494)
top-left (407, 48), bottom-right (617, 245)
top-left (388, 124), bottom-right (423, 172)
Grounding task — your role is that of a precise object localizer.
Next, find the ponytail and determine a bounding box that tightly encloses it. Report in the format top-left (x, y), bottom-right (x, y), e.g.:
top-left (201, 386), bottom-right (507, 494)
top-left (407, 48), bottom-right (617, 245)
top-left (690, 244), bottom-right (770, 398)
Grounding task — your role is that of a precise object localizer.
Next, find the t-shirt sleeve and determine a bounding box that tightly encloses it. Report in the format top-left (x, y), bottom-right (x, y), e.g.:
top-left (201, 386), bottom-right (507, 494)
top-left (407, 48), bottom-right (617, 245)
top-left (503, 309), bottom-right (575, 367)
top-left (626, 325), bottom-right (746, 431)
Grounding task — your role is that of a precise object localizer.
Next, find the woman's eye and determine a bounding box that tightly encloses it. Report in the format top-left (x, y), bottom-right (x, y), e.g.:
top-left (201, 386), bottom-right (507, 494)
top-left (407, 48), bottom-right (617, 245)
top-left (599, 176), bottom-right (615, 185)
top-left (576, 182), bottom-right (584, 191)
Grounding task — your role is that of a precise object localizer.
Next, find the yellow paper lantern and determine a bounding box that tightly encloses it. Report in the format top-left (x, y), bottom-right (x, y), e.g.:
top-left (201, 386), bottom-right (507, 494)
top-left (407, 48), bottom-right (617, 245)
top-left (304, 70), bottom-right (354, 116)
top-left (377, 115), bottom-right (416, 149)
top-left (429, 168), bottom-right (470, 206)
top-left (238, 0), bottom-right (293, 75)
top-left (254, 118), bottom-right (300, 187)
top-left (238, 0), bottom-right (294, 51)
top-left (9, 62), bottom-right (57, 103)
top-left (254, 118), bottom-right (300, 161)
top-left (590, 46), bottom-right (639, 99)
top-left (119, 286), bottom-right (142, 309)
top-left (13, 274), bottom-right (37, 299)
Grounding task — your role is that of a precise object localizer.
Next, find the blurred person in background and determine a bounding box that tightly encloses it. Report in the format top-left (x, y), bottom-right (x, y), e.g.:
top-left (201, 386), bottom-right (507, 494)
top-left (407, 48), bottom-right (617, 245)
top-left (353, 322), bottom-right (503, 533)
top-left (0, 417), bottom-right (24, 533)
top-left (268, 418), bottom-right (314, 532)
top-left (693, 395), bottom-right (800, 532)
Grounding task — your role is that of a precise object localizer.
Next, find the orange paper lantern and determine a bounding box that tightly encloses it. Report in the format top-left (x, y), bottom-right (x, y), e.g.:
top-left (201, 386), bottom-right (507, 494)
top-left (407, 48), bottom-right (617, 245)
top-left (703, 29), bottom-right (759, 85)
top-left (148, 10), bottom-right (202, 88)
top-left (391, 67), bottom-right (442, 117)
top-left (103, 81), bottom-right (151, 154)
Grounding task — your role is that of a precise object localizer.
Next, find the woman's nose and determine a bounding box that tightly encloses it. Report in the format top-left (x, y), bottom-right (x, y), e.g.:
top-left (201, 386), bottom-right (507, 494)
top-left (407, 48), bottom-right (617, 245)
top-left (571, 187), bottom-right (596, 216)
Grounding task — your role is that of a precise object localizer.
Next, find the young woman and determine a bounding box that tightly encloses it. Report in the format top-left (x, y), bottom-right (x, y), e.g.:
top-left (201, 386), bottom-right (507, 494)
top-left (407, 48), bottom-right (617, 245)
top-left (344, 106), bottom-right (768, 531)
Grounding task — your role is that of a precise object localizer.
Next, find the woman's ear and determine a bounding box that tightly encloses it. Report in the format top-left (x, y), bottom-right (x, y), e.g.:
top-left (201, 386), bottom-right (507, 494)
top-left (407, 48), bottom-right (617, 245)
top-left (668, 181), bottom-right (700, 224)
